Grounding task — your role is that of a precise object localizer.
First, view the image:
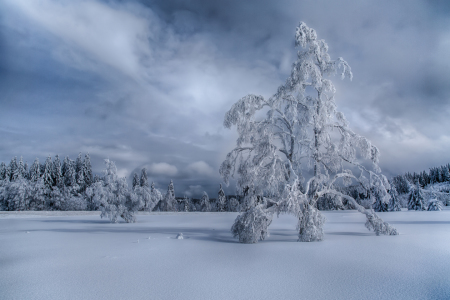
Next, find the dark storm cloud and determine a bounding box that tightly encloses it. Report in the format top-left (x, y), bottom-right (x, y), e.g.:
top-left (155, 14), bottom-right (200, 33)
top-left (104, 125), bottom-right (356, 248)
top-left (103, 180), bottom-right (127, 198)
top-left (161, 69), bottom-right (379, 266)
top-left (1, 0), bottom-right (450, 196)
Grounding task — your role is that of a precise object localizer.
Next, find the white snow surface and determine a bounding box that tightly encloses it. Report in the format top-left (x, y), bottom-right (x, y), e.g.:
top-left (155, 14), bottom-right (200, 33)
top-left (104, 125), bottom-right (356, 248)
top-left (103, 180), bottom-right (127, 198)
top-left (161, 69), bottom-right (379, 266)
top-left (1, 210), bottom-right (450, 300)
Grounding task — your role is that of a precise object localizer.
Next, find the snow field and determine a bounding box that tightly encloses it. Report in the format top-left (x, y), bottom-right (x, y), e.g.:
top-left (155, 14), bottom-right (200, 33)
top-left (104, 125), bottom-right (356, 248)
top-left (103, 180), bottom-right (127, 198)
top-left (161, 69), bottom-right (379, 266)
top-left (1, 210), bottom-right (449, 300)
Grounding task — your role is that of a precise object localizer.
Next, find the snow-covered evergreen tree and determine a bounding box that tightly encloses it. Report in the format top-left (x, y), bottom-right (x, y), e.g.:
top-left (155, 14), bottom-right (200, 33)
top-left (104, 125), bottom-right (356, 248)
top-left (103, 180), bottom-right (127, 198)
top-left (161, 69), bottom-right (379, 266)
top-left (217, 184), bottom-right (226, 212)
top-left (90, 159), bottom-right (139, 223)
top-left (52, 155), bottom-right (63, 188)
top-left (9, 157), bottom-right (18, 181)
top-left (134, 175), bottom-right (154, 212)
top-left (200, 191), bottom-right (210, 212)
top-left (388, 184), bottom-right (401, 211)
top-left (408, 182), bottom-right (426, 211)
top-left (29, 178), bottom-right (46, 210)
top-left (220, 22), bottom-right (397, 243)
top-left (42, 155), bottom-right (53, 190)
top-left (64, 158), bottom-right (76, 188)
top-left (140, 168), bottom-right (149, 188)
top-left (83, 153), bottom-right (93, 188)
top-left (228, 197), bottom-right (240, 212)
top-left (49, 186), bottom-right (64, 211)
top-left (23, 161), bottom-right (29, 180)
top-left (163, 180), bottom-right (176, 211)
top-left (183, 195), bottom-right (190, 212)
top-left (14, 157), bottom-right (25, 181)
top-left (132, 173), bottom-right (139, 188)
top-left (0, 162), bottom-right (7, 180)
top-left (372, 183), bottom-right (389, 212)
top-left (75, 153), bottom-right (85, 190)
top-left (427, 198), bottom-right (442, 211)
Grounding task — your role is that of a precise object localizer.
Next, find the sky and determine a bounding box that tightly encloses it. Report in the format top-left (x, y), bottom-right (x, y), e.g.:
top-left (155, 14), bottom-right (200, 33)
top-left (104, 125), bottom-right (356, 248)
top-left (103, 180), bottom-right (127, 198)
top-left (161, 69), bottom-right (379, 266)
top-left (1, 0), bottom-right (450, 197)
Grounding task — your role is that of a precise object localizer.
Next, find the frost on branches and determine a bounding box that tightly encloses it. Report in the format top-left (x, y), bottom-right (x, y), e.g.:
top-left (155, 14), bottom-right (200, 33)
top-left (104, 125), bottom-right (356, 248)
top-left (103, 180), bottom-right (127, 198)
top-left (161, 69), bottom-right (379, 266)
top-left (220, 22), bottom-right (398, 243)
top-left (87, 159), bottom-right (140, 223)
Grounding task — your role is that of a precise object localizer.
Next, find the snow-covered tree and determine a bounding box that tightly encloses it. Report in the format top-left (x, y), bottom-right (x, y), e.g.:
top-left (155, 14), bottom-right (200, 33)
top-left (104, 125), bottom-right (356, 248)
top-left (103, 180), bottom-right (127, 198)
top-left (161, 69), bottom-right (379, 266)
top-left (63, 157), bottom-right (76, 188)
top-left (163, 180), bottom-right (176, 211)
top-left (372, 183), bottom-right (389, 212)
top-left (1, 178), bottom-right (31, 211)
top-left (52, 155), bottom-right (63, 188)
top-left (83, 153), bottom-right (93, 188)
top-left (217, 184), bottom-right (226, 212)
top-left (388, 185), bottom-right (402, 212)
top-left (150, 182), bottom-right (163, 211)
top-left (140, 168), bottom-right (149, 188)
top-left (29, 158), bottom-right (41, 183)
top-left (42, 155), bottom-right (53, 190)
top-left (29, 178), bottom-right (46, 210)
top-left (14, 157), bottom-right (25, 181)
top-left (200, 191), bottom-right (210, 212)
top-left (220, 22), bottom-right (397, 243)
top-left (408, 182), bottom-right (426, 211)
top-left (134, 175), bottom-right (155, 212)
top-left (75, 153), bottom-right (85, 190)
top-left (9, 157), bottom-right (18, 181)
top-left (183, 195), bottom-right (190, 212)
top-left (132, 173), bottom-right (139, 188)
top-left (90, 159), bottom-right (140, 223)
top-left (427, 198), bottom-right (442, 211)
top-left (0, 162), bottom-right (7, 180)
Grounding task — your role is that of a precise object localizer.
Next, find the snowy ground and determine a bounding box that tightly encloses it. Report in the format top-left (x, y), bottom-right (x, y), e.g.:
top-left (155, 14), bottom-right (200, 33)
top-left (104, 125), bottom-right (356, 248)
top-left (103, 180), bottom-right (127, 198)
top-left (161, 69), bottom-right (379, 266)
top-left (1, 209), bottom-right (450, 300)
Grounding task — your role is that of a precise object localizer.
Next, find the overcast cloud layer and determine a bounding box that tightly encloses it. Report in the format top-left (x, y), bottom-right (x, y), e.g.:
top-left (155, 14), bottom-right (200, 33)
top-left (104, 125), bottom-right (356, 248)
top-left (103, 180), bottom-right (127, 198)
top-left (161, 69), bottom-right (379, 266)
top-left (1, 0), bottom-right (450, 197)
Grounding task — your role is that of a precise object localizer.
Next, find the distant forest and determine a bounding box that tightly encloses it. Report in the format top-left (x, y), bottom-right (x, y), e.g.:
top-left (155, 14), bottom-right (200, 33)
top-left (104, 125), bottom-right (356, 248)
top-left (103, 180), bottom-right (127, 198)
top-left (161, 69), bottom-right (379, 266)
top-left (0, 154), bottom-right (240, 212)
top-left (1, 154), bottom-right (449, 212)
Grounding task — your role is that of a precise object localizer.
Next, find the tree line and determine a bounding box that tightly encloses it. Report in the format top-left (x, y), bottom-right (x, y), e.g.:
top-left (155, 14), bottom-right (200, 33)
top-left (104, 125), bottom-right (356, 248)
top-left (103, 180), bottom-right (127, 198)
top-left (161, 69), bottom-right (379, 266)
top-left (0, 154), bottom-right (244, 214)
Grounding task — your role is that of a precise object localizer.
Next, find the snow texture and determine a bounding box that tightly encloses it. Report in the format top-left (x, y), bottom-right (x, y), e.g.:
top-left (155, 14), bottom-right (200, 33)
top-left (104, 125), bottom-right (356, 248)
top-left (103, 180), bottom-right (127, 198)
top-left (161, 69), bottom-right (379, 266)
top-left (1, 209), bottom-right (449, 300)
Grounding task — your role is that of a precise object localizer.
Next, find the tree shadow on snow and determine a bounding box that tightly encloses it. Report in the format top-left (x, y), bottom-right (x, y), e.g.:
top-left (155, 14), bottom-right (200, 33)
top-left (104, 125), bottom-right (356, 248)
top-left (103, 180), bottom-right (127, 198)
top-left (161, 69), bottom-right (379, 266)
top-left (35, 225), bottom-right (239, 243)
top-left (326, 231), bottom-right (372, 236)
top-left (41, 219), bottom-right (108, 224)
top-left (390, 220), bottom-right (450, 225)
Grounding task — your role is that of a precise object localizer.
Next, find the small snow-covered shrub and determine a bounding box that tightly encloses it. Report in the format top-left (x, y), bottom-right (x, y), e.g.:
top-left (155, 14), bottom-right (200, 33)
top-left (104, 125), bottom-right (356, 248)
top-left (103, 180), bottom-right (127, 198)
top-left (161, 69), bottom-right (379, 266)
top-left (427, 199), bottom-right (442, 211)
top-left (231, 204), bottom-right (273, 243)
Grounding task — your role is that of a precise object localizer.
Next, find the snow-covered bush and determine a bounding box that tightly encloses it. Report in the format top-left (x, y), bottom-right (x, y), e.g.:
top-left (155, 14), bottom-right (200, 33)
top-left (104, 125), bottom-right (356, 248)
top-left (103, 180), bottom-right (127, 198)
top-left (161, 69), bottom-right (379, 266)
top-left (231, 204), bottom-right (273, 243)
top-left (427, 198), bottom-right (442, 211)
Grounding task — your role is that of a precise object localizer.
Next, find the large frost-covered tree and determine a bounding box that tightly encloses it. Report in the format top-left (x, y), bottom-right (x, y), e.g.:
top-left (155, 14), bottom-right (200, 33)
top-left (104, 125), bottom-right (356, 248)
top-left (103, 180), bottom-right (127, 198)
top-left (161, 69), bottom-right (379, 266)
top-left (221, 22), bottom-right (398, 243)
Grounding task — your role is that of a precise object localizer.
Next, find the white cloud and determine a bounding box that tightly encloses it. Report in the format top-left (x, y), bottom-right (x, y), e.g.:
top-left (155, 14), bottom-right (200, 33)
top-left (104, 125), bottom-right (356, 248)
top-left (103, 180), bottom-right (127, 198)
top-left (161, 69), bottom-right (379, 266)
top-left (148, 162), bottom-right (178, 176)
top-left (186, 161), bottom-right (215, 176)
top-left (184, 185), bottom-right (203, 198)
top-left (7, 0), bottom-right (155, 81)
